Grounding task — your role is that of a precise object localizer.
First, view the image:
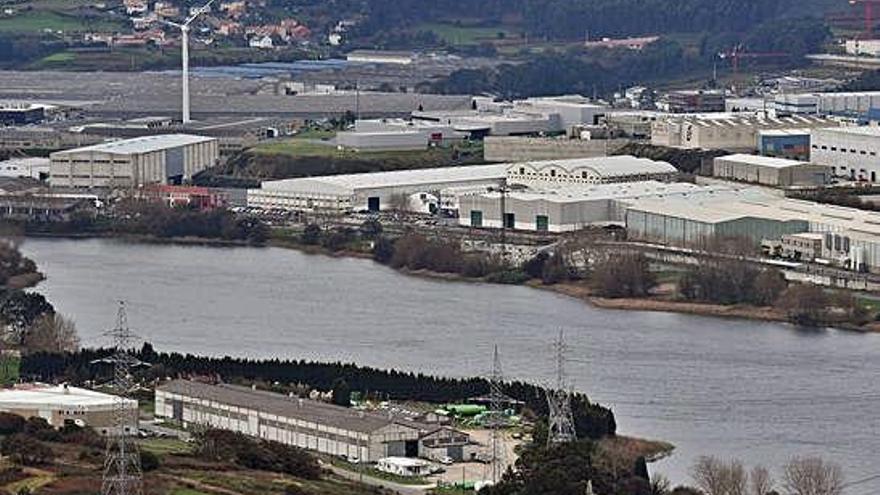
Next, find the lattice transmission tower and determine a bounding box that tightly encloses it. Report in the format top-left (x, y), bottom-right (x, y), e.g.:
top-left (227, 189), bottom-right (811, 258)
top-left (485, 345), bottom-right (509, 484)
top-left (546, 330), bottom-right (576, 445)
top-left (99, 302), bottom-right (145, 495)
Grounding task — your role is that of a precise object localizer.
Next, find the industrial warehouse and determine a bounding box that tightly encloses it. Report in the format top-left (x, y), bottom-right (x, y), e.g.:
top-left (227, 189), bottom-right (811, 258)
top-left (505, 156), bottom-right (677, 186)
top-left (247, 164), bottom-right (507, 213)
top-left (810, 126), bottom-right (880, 182)
top-left (711, 154), bottom-right (831, 187)
top-left (625, 189), bottom-right (880, 273)
top-left (650, 113), bottom-right (834, 150)
top-left (459, 181), bottom-right (722, 232)
top-left (0, 384), bottom-right (137, 435)
top-left (155, 380), bottom-right (477, 463)
top-left (49, 134), bottom-right (219, 189)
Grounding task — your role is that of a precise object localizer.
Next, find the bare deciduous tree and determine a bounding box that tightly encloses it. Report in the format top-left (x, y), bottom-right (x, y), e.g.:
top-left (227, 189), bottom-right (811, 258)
top-left (782, 457), bottom-right (843, 495)
top-left (22, 314), bottom-right (79, 354)
top-left (691, 456), bottom-right (748, 495)
top-left (751, 465), bottom-right (773, 495)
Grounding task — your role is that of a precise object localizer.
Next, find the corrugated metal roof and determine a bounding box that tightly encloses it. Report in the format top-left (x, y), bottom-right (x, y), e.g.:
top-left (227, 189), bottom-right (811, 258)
top-left (0, 384), bottom-right (133, 409)
top-left (716, 153), bottom-right (812, 169)
top-left (258, 164), bottom-right (507, 194)
top-left (52, 134), bottom-right (215, 156)
top-left (158, 380), bottom-right (424, 434)
top-left (509, 155), bottom-right (677, 178)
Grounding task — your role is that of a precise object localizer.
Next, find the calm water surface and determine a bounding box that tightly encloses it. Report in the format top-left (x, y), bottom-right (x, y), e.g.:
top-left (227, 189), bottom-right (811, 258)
top-left (19, 238), bottom-right (880, 493)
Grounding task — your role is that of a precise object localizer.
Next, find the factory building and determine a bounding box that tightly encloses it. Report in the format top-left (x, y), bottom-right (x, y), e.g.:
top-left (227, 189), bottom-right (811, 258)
top-left (413, 109), bottom-right (557, 137)
top-left (650, 113), bottom-right (833, 150)
top-left (459, 181), bottom-right (716, 232)
top-left (505, 156), bottom-right (678, 186)
top-left (335, 131), bottom-right (429, 151)
top-left (602, 111), bottom-right (661, 138)
top-left (810, 126), bottom-right (880, 182)
top-left (512, 95), bottom-right (607, 129)
top-left (712, 154), bottom-right (831, 187)
top-left (757, 129), bottom-right (812, 160)
top-left (346, 50), bottom-right (415, 65)
top-left (0, 102), bottom-right (46, 126)
top-left (0, 384), bottom-right (137, 435)
top-left (156, 380), bottom-right (475, 463)
top-left (845, 39), bottom-right (880, 56)
top-left (662, 90), bottom-right (725, 113)
top-left (625, 190), bottom-right (880, 272)
top-left (775, 92), bottom-right (880, 116)
top-left (248, 164), bottom-right (507, 213)
top-left (483, 136), bottom-right (629, 162)
top-left (413, 96), bottom-right (606, 138)
top-left (625, 192), bottom-right (811, 248)
top-left (49, 134), bottom-right (219, 189)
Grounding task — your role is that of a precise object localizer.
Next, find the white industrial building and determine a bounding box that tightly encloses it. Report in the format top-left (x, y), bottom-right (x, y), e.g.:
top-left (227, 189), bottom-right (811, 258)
top-left (412, 95), bottom-right (607, 137)
top-left (651, 113), bottom-right (834, 150)
top-left (334, 119), bottom-right (467, 151)
top-left (846, 39), bottom-right (880, 57)
top-left (346, 50), bottom-right (415, 65)
top-left (512, 95), bottom-right (607, 129)
top-left (625, 189), bottom-right (880, 272)
top-left (712, 154), bottom-right (831, 187)
top-left (459, 181), bottom-right (719, 232)
top-left (0, 157), bottom-right (49, 179)
top-left (248, 164), bottom-right (507, 213)
top-left (810, 126), bottom-right (880, 182)
top-left (0, 384), bottom-right (137, 435)
top-left (505, 156), bottom-right (678, 186)
top-left (483, 136), bottom-right (629, 162)
top-left (156, 380), bottom-right (476, 463)
top-left (335, 131), bottom-right (428, 152)
top-left (775, 92), bottom-right (880, 116)
top-left (49, 134), bottom-right (219, 189)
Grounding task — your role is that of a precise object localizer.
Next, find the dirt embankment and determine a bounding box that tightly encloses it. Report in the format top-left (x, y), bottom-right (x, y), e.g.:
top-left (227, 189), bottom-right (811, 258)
top-left (546, 282), bottom-right (789, 323)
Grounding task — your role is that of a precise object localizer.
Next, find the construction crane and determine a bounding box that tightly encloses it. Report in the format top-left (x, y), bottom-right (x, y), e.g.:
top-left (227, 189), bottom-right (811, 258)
top-left (849, 0), bottom-right (880, 37)
top-left (718, 44), bottom-right (790, 73)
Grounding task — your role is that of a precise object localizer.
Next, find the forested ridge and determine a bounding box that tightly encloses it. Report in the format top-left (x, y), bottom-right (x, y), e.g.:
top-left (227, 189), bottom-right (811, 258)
top-left (319, 0), bottom-right (836, 40)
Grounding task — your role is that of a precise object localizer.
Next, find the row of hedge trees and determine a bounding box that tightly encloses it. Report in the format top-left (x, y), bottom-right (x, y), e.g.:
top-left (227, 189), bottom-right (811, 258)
top-left (21, 344), bottom-right (616, 440)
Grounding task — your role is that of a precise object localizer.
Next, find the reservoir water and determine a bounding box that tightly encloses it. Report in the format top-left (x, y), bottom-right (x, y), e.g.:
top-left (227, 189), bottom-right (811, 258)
top-left (19, 237), bottom-right (880, 493)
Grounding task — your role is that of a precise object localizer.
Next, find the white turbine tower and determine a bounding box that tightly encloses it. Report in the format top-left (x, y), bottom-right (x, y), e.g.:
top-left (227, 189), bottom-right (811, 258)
top-left (161, 0), bottom-right (215, 123)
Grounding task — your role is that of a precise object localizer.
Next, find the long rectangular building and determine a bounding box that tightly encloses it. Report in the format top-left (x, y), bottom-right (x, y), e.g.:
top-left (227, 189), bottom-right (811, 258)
top-left (651, 113), bottom-right (833, 150)
top-left (625, 189), bottom-right (880, 272)
top-left (459, 181), bottom-right (722, 232)
top-left (248, 164), bottom-right (507, 213)
top-left (49, 134), bottom-right (219, 189)
top-left (712, 154), bottom-right (830, 187)
top-left (156, 380), bottom-right (474, 463)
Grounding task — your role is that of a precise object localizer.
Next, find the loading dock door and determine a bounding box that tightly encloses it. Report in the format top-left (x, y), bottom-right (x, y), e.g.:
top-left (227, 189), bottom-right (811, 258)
top-left (536, 215), bottom-right (549, 232)
top-left (405, 440), bottom-right (419, 457)
top-left (368, 197), bottom-right (381, 212)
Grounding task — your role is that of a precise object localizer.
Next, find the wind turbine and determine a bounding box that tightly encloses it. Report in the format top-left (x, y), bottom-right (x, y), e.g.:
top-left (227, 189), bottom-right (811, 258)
top-left (161, 0), bottom-right (216, 123)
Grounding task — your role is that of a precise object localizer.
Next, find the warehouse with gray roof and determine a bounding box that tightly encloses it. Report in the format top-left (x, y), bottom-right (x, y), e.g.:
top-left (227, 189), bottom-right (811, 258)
top-left (49, 134), bottom-right (219, 189)
top-left (155, 380), bottom-right (475, 463)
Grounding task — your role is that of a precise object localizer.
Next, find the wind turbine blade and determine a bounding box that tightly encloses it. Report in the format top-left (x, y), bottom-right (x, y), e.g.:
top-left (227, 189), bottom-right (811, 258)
top-left (184, 0), bottom-right (217, 26)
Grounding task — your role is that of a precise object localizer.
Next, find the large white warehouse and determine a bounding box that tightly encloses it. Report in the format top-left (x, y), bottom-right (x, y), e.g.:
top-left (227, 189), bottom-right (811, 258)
top-left (811, 126), bottom-right (880, 182)
top-left (49, 134), bottom-right (219, 189)
top-left (459, 181), bottom-right (721, 232)
top-left (248, 164), bottom-right (507, 213)
top-left (712, 154), bottom-right (831, 187)
top-left (651, 113), bottom-right (833, 150)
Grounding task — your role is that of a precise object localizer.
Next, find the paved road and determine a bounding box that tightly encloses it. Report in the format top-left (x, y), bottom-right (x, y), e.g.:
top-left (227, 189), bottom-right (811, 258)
top-left (326, 464), bottom-right (434, 495)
